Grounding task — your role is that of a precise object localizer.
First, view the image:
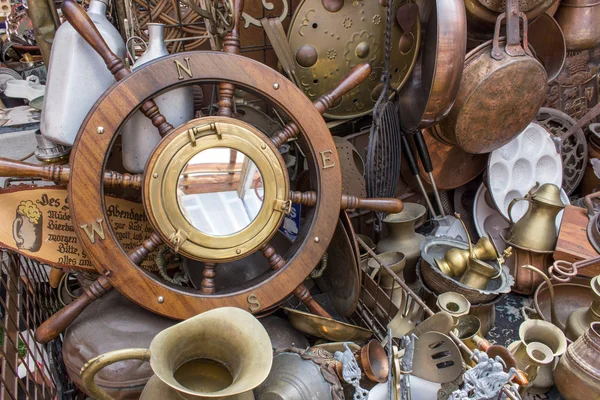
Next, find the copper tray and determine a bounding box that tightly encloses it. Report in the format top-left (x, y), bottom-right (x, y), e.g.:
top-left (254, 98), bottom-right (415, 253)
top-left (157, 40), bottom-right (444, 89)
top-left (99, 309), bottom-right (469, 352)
top-left (534, 276), bottom-right (593, 327)
top-left (401, 127), bottom-right (488, 191)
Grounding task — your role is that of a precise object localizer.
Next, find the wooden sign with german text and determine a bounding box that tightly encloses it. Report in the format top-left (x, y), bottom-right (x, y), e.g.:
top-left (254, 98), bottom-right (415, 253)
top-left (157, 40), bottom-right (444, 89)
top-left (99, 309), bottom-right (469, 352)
top-left (0, 186), bottom-right (159, 272)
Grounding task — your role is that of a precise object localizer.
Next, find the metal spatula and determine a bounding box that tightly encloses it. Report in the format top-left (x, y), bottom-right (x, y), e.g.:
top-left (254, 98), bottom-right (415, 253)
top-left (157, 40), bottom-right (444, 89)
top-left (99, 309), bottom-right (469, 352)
top-left (412, 332), bottom-right (463, 384)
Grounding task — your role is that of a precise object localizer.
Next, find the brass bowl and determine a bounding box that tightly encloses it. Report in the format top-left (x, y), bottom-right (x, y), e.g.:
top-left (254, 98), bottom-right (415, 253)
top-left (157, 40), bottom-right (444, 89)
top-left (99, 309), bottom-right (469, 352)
top-left (284, 308), bottom-right (373, 342)
top-left (419, 237), bottom-right (513, 304)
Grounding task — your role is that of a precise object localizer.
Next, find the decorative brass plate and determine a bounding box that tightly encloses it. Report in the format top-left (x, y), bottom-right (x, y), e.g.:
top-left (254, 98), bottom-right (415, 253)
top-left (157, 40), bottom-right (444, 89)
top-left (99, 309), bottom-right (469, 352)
top-left (144, 117), bottom-right (289, 262)
top-left (287, 0), bottom-right (420, 119)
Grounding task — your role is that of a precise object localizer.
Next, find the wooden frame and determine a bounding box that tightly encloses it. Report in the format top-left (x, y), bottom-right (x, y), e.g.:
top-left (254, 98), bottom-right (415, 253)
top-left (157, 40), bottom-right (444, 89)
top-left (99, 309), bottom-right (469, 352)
top-left (68, 52), bottom-right (342, 319)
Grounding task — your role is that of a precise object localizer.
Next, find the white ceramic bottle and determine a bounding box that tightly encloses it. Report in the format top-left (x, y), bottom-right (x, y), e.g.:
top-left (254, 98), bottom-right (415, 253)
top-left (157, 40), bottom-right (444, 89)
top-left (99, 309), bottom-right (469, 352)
top-left (121, 23), bottom-right (194, 173)
top-left (40, 0), bottom-right (125, 146)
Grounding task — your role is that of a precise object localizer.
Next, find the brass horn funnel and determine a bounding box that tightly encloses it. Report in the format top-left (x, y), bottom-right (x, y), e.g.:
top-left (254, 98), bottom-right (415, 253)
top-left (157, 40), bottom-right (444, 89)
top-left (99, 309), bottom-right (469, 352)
top-left (150, 308), bottom-right (272, 398)
top-left (80, 307), bottom-right (273, 400)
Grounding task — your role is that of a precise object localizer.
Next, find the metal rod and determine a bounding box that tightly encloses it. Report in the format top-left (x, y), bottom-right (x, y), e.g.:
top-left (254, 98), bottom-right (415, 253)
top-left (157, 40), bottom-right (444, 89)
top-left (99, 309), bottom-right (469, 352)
top-left (164, 34), bottom-right (212, 42)
top-left (414, 176), bottom-right (437, 218)
top-left (428, 172), bottom-right (446, 217)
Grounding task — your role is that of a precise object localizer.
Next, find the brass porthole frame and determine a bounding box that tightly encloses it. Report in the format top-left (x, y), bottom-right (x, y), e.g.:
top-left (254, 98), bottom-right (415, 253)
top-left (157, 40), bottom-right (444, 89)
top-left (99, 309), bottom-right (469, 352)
top-left (144, 117), bottom-right (290, 262)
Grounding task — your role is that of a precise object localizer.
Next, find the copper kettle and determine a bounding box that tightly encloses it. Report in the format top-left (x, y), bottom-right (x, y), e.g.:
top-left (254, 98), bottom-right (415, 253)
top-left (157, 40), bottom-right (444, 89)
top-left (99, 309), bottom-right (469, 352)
top-left (506, 183), bottom-right (564, 252)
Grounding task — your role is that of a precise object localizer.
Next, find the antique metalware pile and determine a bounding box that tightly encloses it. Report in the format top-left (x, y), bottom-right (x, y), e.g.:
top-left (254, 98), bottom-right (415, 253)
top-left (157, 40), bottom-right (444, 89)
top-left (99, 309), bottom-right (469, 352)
top-left (1, 0), bottom-right (600, 399)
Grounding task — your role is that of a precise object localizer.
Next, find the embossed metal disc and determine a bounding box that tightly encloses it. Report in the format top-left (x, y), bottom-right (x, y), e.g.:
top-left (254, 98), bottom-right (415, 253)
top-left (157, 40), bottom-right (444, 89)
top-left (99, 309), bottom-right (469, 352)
top-left (288, 0), bottom-right (420, 119)
top-left (535, 107), bottom-right (588, 194)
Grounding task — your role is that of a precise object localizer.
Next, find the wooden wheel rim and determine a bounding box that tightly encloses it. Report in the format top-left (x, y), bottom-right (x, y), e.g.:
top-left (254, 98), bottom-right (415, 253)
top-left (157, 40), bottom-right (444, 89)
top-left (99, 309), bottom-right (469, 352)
top-left (68, 52), bottom-right (341, 319)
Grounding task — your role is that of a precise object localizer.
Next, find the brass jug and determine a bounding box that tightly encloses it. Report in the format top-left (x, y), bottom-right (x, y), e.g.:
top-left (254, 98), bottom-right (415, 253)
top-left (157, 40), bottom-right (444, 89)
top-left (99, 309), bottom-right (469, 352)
top-left (507, 319), bottom-right (567, 394)
top-left (506, 183), bottom-right (565, 252)
top-left (516, 342), bottom-right (555, 396)
top-left (435, 236), bottom-right (498, 277)
top-left (459, 256), bottom-right (501, 290)
top-left (80, 307), bottom-right (272, 400)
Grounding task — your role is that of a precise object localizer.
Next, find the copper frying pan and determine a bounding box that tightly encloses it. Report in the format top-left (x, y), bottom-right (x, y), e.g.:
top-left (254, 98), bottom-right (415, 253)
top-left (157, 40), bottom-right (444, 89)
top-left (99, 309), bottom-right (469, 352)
top-left (397, 0), bottom-right (467, 132)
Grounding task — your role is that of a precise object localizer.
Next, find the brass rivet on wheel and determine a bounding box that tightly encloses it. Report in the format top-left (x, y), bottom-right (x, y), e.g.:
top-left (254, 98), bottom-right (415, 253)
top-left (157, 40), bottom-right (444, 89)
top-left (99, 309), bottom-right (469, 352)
top-left (157, 296), bottom-right (165, 303)
top-left (314, 237), bottom-right (320, 243)
top-left (236, 249), bottom-right (242, 254)
top-left (153, 173), bottom-right (159, 178)
top-left (97, 126), bottom-right (105, 134)
top-left (273, 83), bottom-right (280, 90)
top-left (261, 144), bottom-right (267, 150)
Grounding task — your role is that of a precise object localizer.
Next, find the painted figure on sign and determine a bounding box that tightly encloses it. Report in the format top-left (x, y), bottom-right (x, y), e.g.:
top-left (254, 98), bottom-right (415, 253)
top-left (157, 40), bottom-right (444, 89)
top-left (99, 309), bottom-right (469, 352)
top-left (13, 200), bottom-right (43, 252)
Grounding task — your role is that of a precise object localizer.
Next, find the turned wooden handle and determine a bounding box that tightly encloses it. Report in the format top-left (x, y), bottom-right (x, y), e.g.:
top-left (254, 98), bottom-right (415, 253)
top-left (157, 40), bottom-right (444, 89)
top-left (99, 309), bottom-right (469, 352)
top-left (293, 283), bottom-right (331, 318)
top-left (218, 0), bottom-right (244, 117)
top-left (61, 0), bottom-right (128, 81)
top-left (62, 0), bottom-right (173, 136)
top-left (313, 63), bottom-right (372, 114)
top-left (0, 157), bottom-right (69, 183)
top-left (272, 63), bottom-right (372, 148)
top-left (34, 234), bottom-right (162, 344)
top-left (341, 195), bottom-right (403, 214)
top-left (35, 276), bottom-right (113, 344)
top-left (0, 157), bottom-right (142, 189)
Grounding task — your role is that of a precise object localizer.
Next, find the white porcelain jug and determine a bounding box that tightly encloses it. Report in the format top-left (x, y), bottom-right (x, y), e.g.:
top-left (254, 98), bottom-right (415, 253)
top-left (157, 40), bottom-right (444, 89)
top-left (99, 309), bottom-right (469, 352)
top-left (40, 0), bottom-right (125, 146)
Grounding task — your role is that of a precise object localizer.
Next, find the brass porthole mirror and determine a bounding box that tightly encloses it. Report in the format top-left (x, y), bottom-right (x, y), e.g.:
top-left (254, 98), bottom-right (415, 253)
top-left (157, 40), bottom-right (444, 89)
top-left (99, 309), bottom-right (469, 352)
top-left (0, 0), bottom-right (403, 344)
top-left (145, 118), bottom-right (290, 262)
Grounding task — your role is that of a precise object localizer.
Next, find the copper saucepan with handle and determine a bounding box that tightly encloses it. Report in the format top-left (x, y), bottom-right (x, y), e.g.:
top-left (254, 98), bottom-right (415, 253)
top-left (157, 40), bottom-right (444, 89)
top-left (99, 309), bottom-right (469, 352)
top-left (435, 0), bottom-right (547, 155)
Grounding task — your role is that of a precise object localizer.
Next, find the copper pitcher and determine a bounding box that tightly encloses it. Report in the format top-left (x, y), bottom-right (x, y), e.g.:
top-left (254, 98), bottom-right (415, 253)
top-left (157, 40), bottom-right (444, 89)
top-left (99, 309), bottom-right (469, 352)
top-left (554, 322), bottom-right (600, 400)
top-left (506, 183), bottom-right (565, 252)
top-left (555, 0), bottom-right (600, 51)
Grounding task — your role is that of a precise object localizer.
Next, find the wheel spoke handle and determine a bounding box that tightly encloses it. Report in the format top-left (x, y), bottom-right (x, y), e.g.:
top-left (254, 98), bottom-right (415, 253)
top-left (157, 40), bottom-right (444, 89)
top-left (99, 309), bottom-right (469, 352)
top-left (271, 63), bottom-right (372, 148)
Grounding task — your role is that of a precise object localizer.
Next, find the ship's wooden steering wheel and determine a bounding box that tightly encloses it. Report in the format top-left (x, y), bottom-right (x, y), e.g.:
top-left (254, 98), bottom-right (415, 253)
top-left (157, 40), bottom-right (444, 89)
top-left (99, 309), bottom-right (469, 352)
top-left (0, 0), bottom-right (403, 343)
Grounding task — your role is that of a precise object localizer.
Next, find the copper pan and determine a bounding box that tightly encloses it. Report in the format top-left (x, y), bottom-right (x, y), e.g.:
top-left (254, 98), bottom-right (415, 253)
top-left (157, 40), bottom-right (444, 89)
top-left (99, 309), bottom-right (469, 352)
top-left (528, 13), bottom-right (567, 82)
top-left (534, 276), bottom-right (593, 327)
top-left (437, 0), bottom-right (548, 154)
top-left (397, 0), bottom-right (467, 132)
top-left (400, 127), bottom-right (488, 191)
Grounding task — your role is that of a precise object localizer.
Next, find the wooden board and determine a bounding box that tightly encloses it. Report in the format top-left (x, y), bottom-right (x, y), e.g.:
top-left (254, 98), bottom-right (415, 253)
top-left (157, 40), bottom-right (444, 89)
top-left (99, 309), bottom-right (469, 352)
top-left (554, 205), bottom-right (600, 277)
top-left (0, 186), bottom-right (159, 272)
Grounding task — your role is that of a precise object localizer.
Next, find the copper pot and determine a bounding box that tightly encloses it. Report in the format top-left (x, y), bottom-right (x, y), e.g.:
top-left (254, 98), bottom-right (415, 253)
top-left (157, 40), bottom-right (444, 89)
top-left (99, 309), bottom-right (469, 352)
top-left (555, 0), bottom-right (600, 51)
top-left (465, 0), bottom-right (557, 41)
top-left (503, 240), bottom-right (554, 295)
top-left (554, 322), bottom-right (600, 400)
top-left (437, 0), bottom-right (547, 154)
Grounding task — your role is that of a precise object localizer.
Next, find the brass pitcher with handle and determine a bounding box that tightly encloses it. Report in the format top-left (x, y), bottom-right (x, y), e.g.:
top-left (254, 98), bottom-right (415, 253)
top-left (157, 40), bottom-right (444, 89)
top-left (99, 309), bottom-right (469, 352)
top-left (80, 307), bottom-right (272, 400)
top-left (506, 183), bottom-right (565, 252)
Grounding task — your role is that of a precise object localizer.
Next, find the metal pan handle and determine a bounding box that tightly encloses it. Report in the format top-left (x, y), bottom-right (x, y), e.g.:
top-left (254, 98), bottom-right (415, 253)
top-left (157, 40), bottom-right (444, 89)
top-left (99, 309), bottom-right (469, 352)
top-left (81, 348), bottom-right (151, 400)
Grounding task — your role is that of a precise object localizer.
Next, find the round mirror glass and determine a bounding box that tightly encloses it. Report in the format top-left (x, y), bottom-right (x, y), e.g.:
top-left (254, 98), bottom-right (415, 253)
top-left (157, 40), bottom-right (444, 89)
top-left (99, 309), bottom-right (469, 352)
top-left (177, 147), bottom-right (264, 236)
